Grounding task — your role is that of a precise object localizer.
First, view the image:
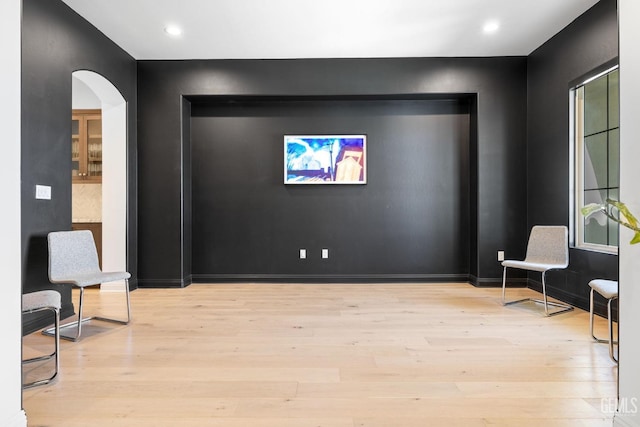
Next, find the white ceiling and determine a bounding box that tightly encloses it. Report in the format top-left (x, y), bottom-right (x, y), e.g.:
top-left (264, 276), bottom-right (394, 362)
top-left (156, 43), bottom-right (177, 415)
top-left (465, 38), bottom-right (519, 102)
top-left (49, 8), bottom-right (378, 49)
top-left (61, 0), bottom-right (601, 60)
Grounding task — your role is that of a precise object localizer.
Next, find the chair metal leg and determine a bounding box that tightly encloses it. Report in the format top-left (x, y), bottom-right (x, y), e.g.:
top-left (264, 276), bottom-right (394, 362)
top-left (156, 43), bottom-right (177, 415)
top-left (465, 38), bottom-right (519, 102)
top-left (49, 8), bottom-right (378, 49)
top-left (502, 266), bottom-right (507, 304)
top-left (43, 279), bottom-right (131, 342)
top-left (24, 306), bottom-right (59, 389)
top-left (608, 297), bottom-right (618, 363)
top-left (589, 288), bottom-right (618, 364)
top-left (540, 271), bottom-right (574, 316)
top-left (589, 288), bottom-right (606, 343)
top-left (92, 278), bottom-right (131, 326)
top-left (502, 267), bottom-right (574, 316)
top-left (502, 266), bottom-right (531, 306)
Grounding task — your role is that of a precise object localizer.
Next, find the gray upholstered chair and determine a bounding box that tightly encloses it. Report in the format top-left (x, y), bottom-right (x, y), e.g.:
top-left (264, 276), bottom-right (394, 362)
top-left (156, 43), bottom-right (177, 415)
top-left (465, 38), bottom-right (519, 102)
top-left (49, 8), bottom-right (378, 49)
top-left (588, 279), bottom-right (618, 363)
top-left (44, 230), bottom-right (131, 341)
top-left (501, 225), bottom-right (573, 316)
top-left (22, 290), bottom-right (60, 388)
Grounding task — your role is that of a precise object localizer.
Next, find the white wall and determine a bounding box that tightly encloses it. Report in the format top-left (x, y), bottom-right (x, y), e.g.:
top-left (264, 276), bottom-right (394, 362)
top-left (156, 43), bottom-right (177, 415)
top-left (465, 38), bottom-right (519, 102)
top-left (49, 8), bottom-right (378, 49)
top-left (101, 101), bottom-right (127, 285)
top-left (0, 0), bottom-right (28, 425)
top-left (72, 76), bottom-right (101, 109)
top-left (615, 1), bottom-right (640, 426)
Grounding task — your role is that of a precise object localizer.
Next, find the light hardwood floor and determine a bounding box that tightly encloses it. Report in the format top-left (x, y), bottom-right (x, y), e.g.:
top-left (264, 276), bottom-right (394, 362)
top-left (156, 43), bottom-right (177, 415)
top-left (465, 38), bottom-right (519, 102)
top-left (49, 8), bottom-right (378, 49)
top-left (22, 283), bottom-right (617, 427)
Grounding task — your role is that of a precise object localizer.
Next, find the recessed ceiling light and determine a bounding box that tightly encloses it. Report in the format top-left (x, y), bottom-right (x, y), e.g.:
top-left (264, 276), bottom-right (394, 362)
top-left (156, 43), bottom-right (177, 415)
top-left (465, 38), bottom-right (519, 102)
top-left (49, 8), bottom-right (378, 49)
top-left (483, 20), bottom-right (500, 34)
top-left (164, 25), bottom-right (182, 37)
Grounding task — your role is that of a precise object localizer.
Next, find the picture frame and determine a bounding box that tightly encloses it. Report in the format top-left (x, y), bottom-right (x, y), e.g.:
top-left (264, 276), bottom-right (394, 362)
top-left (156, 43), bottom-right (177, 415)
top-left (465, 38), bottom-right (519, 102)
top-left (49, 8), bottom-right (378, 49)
top-left (284, 134), bottom-right (367, 184)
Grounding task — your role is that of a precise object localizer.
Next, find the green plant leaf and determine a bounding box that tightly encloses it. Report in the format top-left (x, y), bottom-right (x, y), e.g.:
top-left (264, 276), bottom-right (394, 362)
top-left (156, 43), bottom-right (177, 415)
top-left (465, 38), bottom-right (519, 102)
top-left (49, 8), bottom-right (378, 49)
top-left (581, 203), bottom-right (605, 217)
top-left (581, 198), bottom-right (640, 244)
top-left (608, 199), bottom-right (640, 229)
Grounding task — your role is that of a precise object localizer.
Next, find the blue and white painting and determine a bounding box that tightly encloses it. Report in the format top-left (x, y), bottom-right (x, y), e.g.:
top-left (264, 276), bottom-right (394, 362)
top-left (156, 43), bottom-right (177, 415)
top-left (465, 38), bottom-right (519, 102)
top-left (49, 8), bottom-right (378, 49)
top-left (284, 135), bottom-right (366, 184)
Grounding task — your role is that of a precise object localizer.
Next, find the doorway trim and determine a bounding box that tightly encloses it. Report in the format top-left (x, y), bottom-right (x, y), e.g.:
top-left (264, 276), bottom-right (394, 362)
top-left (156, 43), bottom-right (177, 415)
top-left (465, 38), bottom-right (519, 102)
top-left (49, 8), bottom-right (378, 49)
top-left (72, 70), bottom-right (127, 291)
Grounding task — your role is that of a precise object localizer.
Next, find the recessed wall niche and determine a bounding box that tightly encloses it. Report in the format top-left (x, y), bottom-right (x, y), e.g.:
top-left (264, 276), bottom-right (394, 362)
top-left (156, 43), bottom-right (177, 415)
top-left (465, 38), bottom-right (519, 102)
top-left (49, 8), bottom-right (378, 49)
top-left (189, 95), bottom-right (473, 282)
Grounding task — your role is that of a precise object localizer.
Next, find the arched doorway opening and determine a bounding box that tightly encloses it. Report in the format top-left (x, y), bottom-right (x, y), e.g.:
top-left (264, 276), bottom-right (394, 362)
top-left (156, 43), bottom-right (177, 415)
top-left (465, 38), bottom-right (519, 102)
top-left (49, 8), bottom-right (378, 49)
top-left (72, 70), bottom-right (127, 290)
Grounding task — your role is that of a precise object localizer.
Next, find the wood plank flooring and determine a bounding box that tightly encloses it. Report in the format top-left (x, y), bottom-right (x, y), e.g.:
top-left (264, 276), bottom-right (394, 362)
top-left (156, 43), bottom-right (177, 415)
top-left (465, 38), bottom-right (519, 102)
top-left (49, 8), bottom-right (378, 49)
top-left (22, 283), bottom-right (618, 426)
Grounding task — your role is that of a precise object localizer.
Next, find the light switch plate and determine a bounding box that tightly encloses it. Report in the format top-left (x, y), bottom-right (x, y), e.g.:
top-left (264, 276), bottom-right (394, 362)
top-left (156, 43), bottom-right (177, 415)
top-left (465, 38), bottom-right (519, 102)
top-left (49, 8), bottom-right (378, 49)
top-left (497, 250), bottom-right (505, 262)
top-left (299, 249), bottom-right (306, 259)
top-left (322, 248), bottom-right (329, 259)
top-left (35, 185), bottom-right (51, 200)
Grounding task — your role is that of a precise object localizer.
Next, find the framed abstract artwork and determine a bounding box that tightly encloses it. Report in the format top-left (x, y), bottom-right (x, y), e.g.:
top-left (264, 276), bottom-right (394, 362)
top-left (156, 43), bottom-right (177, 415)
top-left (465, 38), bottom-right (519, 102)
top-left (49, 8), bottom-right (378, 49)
top-left (284, 134), bottom-right (367, 184)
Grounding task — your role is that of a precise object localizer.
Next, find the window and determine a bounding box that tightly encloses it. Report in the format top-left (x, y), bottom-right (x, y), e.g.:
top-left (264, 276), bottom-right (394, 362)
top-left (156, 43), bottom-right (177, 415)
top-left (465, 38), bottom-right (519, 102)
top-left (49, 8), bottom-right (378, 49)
top-left (572, 66), bottom-right (619, 253)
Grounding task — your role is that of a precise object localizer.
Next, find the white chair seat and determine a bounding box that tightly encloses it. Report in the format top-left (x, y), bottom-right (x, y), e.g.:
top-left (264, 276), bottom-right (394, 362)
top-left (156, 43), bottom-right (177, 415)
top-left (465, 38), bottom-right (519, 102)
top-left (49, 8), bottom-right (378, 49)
top-left (61, 271), bottom-right (131, 288)
top-left (23, 290), bottom-right (61, 312)
top-left (501, 260), bottom-right (566, 273)
top-left (589, 279), bottom-right (618, 300)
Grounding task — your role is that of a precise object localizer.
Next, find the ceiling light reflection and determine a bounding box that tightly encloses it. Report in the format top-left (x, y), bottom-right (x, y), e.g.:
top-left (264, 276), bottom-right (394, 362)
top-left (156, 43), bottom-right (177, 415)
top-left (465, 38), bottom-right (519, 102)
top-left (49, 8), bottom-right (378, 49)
top-left (483, 20), bottom-right (500, 34)
top-left (164, 25), bottom-right (183, 37)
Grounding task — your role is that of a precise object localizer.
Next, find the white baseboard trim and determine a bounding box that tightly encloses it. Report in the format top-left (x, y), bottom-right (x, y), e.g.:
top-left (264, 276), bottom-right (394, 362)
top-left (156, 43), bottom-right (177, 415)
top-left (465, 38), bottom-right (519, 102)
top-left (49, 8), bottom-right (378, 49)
top-left (100, 280), bottom-right (126, 292)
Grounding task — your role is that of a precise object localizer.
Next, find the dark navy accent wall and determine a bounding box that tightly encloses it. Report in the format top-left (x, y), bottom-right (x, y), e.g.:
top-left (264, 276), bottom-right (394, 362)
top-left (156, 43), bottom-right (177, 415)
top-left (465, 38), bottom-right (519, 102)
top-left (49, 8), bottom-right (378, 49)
top-left (527, 0), bottom-right (618, 314)
top-left (21, 0), bottom-right (138, 333)
top-left (137, 58), bottom-right (528, 286)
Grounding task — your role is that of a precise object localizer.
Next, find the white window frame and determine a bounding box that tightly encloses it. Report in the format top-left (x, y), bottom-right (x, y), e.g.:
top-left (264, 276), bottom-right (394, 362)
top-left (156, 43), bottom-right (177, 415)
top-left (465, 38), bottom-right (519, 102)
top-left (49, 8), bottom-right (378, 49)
top-left (571, 65), bottom-right (619, 255)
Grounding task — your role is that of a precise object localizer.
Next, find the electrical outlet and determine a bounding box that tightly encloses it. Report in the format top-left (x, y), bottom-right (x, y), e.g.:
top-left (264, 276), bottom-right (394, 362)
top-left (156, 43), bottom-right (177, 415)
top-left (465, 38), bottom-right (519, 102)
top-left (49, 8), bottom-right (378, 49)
top-left (322, 248), bottom-right (329, 259)
top-left (299, 249), bottom-right (307, 259)
top-left (35, 185), bottom-right (51, 200)
top-left (497, 250), bottom-right (505, 262)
